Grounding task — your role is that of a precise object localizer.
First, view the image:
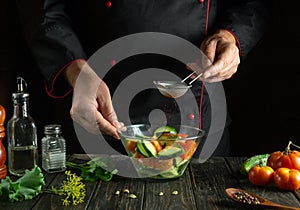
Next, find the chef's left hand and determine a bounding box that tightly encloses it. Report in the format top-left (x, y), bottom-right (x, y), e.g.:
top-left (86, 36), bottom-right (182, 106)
top-left (189, 29), bottom-right (240, 83)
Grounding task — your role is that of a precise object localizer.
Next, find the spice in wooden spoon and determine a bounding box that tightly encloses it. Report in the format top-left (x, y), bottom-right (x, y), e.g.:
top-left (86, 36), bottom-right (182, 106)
top-left (226, 188), bottom-right (300, 210)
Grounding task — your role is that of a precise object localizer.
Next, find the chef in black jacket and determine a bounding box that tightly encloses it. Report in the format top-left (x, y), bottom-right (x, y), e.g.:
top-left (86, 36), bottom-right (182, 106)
top-left (17, 0), bottom-right (271, 157)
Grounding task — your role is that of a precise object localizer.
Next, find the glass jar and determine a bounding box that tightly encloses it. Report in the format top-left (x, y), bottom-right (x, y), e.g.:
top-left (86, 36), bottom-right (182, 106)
top-left (7, 77), bottom-right (38, 176)
top-left (41, 124), bottom-right (66, 173)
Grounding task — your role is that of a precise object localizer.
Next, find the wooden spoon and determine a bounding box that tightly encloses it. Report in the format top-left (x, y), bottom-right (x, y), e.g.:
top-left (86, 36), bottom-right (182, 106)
top-left (226, 188), bottom-right (300, 210)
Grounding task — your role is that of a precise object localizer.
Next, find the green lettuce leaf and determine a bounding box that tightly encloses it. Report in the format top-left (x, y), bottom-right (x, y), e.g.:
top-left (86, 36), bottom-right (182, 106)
top-left (0, 165), bottom-right (45, 202)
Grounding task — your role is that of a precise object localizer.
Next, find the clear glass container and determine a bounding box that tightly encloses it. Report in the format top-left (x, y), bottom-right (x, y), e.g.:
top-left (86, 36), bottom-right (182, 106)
top-left (41, 124), bottom-right (66, 173)
top-left (7, 77), bottom-right (38, 176)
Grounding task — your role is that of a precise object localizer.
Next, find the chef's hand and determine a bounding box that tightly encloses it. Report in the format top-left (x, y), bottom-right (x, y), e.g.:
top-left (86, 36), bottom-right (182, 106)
top-left (64, 60), bottom-right (123, 139)
top-left (188, 29), bottom-right (240, 83)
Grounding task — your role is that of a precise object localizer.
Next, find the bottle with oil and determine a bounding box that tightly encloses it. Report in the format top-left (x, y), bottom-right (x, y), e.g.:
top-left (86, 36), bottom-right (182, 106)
top-left (7, 77), bottom-right (38, 176)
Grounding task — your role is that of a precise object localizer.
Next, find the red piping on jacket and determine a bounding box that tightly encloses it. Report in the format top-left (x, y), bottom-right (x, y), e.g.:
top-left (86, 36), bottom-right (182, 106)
top-left (45, 83), bottom-right (73, 99)
top-left (45, 58), bottom-right (86, 99)
top-left (199, 0), bottom-right (210, 129)
top-left (205, 0), bottom-right (210, 37)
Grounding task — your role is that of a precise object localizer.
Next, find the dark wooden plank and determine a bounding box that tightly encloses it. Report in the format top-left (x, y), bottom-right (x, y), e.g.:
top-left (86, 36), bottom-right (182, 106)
top-left (190, 157), bottom-right (252, 210)
top-left (225, 157), bottom-right (300, 209)
top-left (87, 154), bottom-right (197, 210)
top-left (294, 189), bottom-right (300, 202)
top-left (70, 154), bottom-right (91, 162)
top-left (142, 169), bottom-right (197, 210)
top-left (87, 176), bottom-right (144, 210)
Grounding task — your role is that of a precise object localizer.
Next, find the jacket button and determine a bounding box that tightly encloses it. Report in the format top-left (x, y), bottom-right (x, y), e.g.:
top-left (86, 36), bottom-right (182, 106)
top-left (188, 113), bottom-right (195, 120)
top-left (199, 0), bottom-right (204, 3)
top-left (106, 1), bottom-right (112, 7)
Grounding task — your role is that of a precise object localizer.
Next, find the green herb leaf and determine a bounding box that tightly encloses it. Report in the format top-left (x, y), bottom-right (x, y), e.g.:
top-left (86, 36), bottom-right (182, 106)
top-left (67, 157), bottom-right (117, 182)
top-left (0, 165), bottom-right (45, 202)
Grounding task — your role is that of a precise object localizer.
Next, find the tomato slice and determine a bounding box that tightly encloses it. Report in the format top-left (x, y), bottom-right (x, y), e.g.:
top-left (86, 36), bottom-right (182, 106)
top-left (133, 152), bottom-right (144, 158)
top-left (158, 133), bottom-right (178, 140)
top-left (179, 140), bottom-right (197, 160)
top-left (139, 158), bottom-right (174, 171)
top-left (126, 140), bottom-right (137, 153)
top-left (177, 133), bottom-right (189, 138)
top-left (151, 140), bottom-right (163, 152)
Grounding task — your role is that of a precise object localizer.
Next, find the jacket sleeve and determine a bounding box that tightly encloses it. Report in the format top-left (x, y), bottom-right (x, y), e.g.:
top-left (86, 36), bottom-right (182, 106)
top-left (16, 0), bottom-right (87, 98)
top-left (213, 0), bottom-right (272, 60)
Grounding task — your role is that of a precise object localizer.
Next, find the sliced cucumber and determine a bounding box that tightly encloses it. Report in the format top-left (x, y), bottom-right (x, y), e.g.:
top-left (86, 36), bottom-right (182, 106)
top-left (137, 141), bottom-right (157, 157)
top-left (174, 156), bottom-right (183, 166)
top-left (135, 134), bottom-right (151, 139)
top-left (137, 142), bottom-right (150, 157)
top-left (173, 156), bottom-right (188, 167)
top-left (142, 141), bottom-right (157, 157)
top-left (177, 159), bottom-right (188, 167)
top-left (158, 146), bottom-right (183, 157)
top-left (157, 133), bottom-right (179, 140)
top-left (159, 166), bottom-right (179, 178)
top-left (154, 126), bottom-right (177, 137)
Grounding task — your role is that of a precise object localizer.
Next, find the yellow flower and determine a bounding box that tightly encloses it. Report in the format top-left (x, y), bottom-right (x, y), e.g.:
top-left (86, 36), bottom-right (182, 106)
top-left (51, 170), bottom-right (86, 206)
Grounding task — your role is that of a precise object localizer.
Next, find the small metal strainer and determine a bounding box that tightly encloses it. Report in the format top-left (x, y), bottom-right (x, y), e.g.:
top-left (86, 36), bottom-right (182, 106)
top-left (153, 66), bottom-right (203, 98)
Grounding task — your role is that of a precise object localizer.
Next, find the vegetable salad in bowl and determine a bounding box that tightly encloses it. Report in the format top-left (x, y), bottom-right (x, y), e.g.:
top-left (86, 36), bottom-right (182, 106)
top-left (118, 124), bottom-right (205, 179)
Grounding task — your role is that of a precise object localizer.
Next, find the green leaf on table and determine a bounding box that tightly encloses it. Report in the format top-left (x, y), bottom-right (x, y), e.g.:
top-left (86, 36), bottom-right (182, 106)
top-left (0, 165), bottom-right (45, 202)
top-left (0, 176), bottom-right (13, 197)
top-left (67, 157), bottom-right (118, 182)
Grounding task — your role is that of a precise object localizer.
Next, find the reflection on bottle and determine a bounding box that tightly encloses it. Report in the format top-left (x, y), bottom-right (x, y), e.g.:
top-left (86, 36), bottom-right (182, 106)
top-left (7, 77), bottom-right (38, 176)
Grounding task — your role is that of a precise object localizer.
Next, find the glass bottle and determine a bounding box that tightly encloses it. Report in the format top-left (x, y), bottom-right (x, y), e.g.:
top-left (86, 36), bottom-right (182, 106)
top-left (41, 124), bottom-right (66, 173)
top-left (7, 77), bottom-right (38, 176)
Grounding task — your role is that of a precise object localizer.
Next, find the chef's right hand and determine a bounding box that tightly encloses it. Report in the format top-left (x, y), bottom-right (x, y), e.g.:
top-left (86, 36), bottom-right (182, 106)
top-left (64, 60), bottom-right (123, 139)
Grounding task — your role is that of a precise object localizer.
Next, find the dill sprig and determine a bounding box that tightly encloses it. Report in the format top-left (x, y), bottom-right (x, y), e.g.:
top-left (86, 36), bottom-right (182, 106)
top-left (47, 170), bottom-right (86, 206)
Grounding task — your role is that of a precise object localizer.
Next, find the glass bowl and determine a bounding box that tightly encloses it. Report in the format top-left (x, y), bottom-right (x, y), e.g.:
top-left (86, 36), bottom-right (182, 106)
top-left (118, 124), bottom-right (205, 179)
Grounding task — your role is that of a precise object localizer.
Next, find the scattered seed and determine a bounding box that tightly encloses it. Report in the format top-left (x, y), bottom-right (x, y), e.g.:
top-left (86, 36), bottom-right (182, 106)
top-left (172, 190), bottom-right (178, 195)
top-left (159, 192), bottom-right (164, 196)
top-left (115, 190), bottom-right (120, 195)
top-left (123, 189), bottom-right (130, 194)
top-left (128, 193), bottom-right (137, 199)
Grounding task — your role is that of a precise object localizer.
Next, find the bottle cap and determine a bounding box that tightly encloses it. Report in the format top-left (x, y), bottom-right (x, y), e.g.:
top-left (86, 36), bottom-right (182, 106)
top-left (12, 77), bottom-right (29, 99)
top-left (44, 124), bottom-right (62, 135)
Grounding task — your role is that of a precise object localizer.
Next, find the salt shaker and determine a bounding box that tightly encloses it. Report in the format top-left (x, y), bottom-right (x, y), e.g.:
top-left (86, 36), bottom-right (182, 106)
top-left (7, 77), bottom-right (38, 176)
top-left (41, 124), bottom-right (66, 173)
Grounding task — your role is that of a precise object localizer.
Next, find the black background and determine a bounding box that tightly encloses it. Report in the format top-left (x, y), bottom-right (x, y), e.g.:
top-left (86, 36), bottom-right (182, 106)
top-left (1, 0), bottom-right (300, 156)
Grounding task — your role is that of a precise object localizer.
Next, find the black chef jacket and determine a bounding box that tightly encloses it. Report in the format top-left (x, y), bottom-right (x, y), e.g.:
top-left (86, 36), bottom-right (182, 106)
top-left (17, 0), bottom-right (271, 157)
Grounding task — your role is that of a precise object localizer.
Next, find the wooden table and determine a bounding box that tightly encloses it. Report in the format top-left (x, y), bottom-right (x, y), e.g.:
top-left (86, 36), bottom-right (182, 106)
top-left (1, 155), bottom-right (300, 210)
